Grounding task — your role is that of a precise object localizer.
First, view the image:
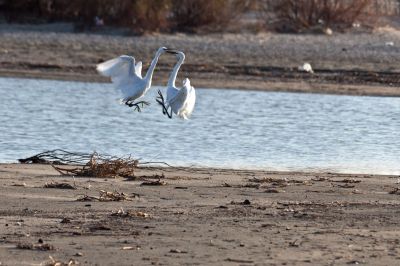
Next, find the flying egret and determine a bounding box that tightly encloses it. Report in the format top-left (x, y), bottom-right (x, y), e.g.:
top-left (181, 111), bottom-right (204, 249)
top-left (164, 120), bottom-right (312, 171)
top-left (157, 50), bottom-right (196, 119)
top-left (96, 47), bottom-right (168, 112)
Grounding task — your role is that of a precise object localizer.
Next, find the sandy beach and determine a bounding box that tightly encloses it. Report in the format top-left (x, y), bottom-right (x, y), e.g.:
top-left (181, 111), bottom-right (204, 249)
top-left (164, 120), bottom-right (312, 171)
top-left (1, 26), bottom-right (400, 96)
top-left (0, 164), bottom-right (399, 265)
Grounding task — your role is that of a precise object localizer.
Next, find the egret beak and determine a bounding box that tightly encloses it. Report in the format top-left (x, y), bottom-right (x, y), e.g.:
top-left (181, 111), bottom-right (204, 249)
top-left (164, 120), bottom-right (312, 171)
top-left (166, 49), bottom-right (179, 54)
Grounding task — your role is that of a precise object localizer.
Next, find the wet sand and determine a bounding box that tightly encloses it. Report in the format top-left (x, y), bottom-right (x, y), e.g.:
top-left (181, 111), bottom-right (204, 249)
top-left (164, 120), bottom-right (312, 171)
top-left (0, 164), bottom-right (399, 265)
top-left (1, 28), bottom-right (400, 96)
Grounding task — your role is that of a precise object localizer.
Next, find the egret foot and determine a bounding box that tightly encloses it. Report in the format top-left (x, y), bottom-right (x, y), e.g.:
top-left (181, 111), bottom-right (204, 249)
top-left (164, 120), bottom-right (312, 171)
top-left (125, 100), bottom-right (150, 112)
top-left (156, 90), bottom-right (172, 119)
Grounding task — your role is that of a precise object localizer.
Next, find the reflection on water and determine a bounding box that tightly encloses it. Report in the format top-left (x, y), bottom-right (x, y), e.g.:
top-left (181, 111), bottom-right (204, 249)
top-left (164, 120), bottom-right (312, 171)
top-left (0, 77), bottom-right (399, 174)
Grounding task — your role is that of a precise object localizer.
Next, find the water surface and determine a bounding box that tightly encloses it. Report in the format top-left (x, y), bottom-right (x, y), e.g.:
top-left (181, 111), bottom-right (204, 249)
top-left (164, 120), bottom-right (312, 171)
top-left (0, 77), bottom-right (399, 175)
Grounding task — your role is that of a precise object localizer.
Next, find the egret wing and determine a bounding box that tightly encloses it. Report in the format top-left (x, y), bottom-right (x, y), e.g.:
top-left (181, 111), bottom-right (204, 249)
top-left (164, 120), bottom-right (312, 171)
top-left (168, 86), bottom-right (187, 111)
top-left (184, 85), bottom-right (196, 118)
top-left (134, 61), bottom-right (142, 78)
top-left (166, 86), bottom-right (179, 104)
top-left (96, 55), bottom-right (137, 88)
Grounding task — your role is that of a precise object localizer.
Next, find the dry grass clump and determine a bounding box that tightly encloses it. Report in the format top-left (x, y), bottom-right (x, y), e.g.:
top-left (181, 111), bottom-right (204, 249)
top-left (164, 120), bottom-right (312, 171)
top-left (257, 0), bottom-right (374, 33)
top-left (53, 153), bottom-right (138, 178)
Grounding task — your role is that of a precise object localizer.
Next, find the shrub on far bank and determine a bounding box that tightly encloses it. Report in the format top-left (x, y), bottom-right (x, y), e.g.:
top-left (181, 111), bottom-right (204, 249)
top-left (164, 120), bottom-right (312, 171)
top-left (0, 0), bottom-right (250, 34)
top-left (257, 0), bottom-right (375, 33)
top-left (107, 0), bottom-right (171, 34)
top-left (0, 0), bottom-right (171, 33)
top-left (170, 0), bottom-right (250, 33)
top-left (0, 0), bottom-right (389, 34)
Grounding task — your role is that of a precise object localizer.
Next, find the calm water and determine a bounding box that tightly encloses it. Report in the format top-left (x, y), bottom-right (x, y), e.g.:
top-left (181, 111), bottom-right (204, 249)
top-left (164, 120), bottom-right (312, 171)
top-left (0, 77), bottom-right (399, 175)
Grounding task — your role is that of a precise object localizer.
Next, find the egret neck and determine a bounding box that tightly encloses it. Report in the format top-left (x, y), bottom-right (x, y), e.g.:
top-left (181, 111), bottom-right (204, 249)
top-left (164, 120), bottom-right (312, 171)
top-left (168, 52), bottom-right (185, 88)
top-left (144, 47), bottom-right (167, 89)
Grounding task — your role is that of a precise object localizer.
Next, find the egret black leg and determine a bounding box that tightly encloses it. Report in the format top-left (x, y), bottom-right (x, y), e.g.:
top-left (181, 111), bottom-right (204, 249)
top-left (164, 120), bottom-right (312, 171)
top-left (156, 90), bottom-right (172, 119)
top-left (125, 100), bottom-right (150, 112)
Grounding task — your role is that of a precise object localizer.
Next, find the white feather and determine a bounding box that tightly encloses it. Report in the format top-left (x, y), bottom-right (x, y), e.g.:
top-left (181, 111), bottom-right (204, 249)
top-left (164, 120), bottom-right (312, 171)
top-left (96, 47), bottom-right (167, 104)
top-left (135, 61), bottom-right (142, 78)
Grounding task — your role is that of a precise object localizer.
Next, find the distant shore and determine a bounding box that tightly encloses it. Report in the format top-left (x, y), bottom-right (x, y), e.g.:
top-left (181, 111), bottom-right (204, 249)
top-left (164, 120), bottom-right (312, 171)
top-left (1, 25), bottom-right (400, 96)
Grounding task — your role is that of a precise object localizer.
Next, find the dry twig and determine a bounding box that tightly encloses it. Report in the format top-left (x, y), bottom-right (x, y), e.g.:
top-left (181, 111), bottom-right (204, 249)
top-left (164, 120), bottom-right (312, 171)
top-left (44, 182), bottom-right (76, 190)
top-left (53, 152), bottom-right (138, 178)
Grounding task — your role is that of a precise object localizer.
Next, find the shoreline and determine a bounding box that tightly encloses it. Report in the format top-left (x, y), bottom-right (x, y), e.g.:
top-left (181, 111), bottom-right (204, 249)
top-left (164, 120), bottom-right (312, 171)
top-left (1, 162), bottom-right (398, 177)
top-left (1, 163), bottom-right (399, 265)
top-left (2, 162), bottom-right (400, 177)
top-left (1, 69), bottom-right (399, 97)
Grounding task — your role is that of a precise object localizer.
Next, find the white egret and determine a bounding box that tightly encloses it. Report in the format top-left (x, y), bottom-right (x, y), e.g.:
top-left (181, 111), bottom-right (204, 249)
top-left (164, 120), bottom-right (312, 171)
top-left (96, 47), bottom-right (168, 111)
top-left (157, 50), bottom-right (196, 119)
top-left (298, 62), bottom-right (314, 74)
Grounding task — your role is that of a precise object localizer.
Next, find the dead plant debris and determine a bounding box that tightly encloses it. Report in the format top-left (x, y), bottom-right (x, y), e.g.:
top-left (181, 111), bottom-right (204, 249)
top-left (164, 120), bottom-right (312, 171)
top-left (140, 179), bottom-right (166, 186)
top-left (43, 256), bottom-right (79, 266)
top-left (60, 218), bottom-right (71, 224)
top-left (16, 242), bottom-right (54, 251)
top-left (19, 149), bottom-right (92, 165)
top-left (242, 183), bottom-right (261, 188)
top-left (124, 173), bottom-right (165, 181)
top-left (53, 152), bottom-right (138, 178)
top-left (231, 199), bottom-right (251, 205)
top-left (76, 190), bottom-right (132, 202)
top-left (44, 182), bottom-right (76, 190)
top-left (331, 179), bottom-right (361, 183)
top-left (111, 208), bottom-right (150, 218)
top-left (19, 150), bottom-right (139, 178)
top-left (311, 177), bottom-right (329, 182)
top-left (76, 195), bottom-right (99, 202)
top-left (99, 190), bottom-right (132, 201)
top-left (335, 183), bottom-right (356, 188)
top-left (174, 186), bottom-right (188, 189)
top-left (389, 188), bottom-right (400, 195)
top-left (264, 188), bottom-right (283, 193)
top-left (89, 224), bottom-right (111, 231)
top-left (248, 177), bottom-right (307, 187)
top-left (170, 248), bottom-right (188, 254)
top-left (225, 258), bottom-right (254, 263)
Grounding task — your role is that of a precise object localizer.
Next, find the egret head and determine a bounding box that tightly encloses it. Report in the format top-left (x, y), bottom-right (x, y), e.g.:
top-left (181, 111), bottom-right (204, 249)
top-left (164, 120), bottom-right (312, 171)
top-left (166, 49), bottom-right (185, 61)
top-left (156, 47), bottom-right (168, 54)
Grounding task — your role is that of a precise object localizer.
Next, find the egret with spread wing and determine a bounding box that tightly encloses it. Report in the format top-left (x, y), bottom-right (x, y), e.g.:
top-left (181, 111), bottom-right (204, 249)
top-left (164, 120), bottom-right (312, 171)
top-left (157, 50), bottom-right (196, 119)
top-left (97, 47), bottom-right (168, 112)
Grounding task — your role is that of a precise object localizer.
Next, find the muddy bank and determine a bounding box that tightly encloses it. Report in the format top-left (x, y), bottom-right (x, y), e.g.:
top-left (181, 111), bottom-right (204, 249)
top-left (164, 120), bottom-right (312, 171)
top-left (1, 28), bottom-right (400, 96)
